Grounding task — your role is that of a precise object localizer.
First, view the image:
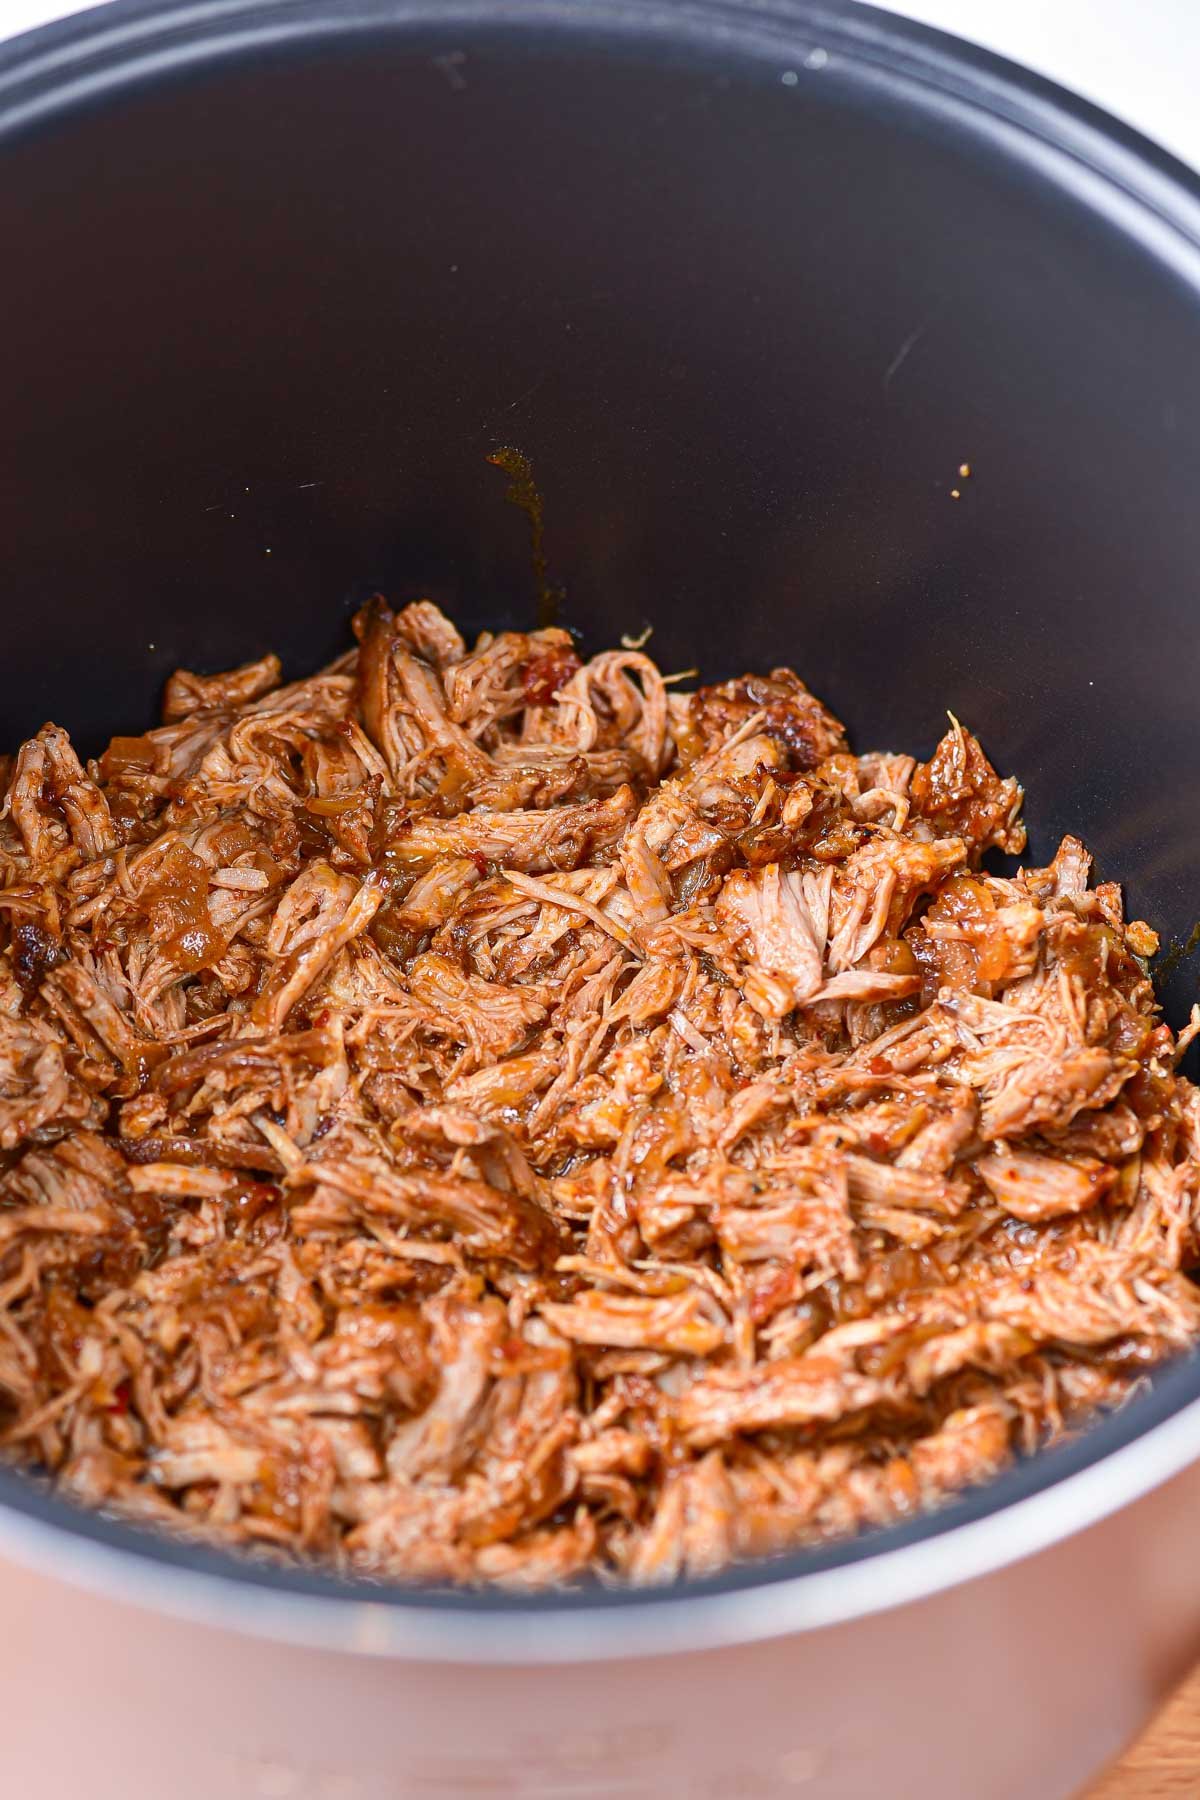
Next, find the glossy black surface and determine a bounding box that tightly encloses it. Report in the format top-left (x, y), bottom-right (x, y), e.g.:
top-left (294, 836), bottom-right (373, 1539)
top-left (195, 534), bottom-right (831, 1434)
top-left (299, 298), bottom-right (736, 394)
top-left (2, 0), bottom-right (1200, 1606)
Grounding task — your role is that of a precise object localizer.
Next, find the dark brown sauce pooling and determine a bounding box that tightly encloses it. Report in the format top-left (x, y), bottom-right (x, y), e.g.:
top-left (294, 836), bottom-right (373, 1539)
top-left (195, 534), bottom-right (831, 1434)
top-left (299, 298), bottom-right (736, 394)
top-left (1157, 918), bottom-right (1200, 988)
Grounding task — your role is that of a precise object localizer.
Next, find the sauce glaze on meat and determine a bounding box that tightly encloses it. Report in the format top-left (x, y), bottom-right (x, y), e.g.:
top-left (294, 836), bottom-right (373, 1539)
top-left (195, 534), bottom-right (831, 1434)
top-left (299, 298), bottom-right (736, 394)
top-left (1, 598), bottom-right (1197, 1587)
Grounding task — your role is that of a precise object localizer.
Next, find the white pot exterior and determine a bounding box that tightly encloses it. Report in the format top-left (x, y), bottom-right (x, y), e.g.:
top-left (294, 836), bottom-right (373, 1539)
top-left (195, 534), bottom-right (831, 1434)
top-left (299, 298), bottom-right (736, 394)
top-left (5, 1418), bottom-right (1200, 1800)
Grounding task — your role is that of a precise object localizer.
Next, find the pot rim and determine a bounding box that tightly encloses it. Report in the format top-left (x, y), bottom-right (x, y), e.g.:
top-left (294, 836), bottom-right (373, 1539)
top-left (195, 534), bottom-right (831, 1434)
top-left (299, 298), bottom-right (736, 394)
top-left (5, 1383), bottom-right (1200, 1662)
top-left (3, 0), bottom-right (1200, 1660)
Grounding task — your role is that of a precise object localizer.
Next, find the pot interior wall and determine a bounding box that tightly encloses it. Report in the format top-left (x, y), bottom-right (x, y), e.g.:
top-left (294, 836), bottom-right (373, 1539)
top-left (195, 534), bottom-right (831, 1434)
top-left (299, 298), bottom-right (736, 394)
top-left (2, 15), bottom-right (1199, 1010)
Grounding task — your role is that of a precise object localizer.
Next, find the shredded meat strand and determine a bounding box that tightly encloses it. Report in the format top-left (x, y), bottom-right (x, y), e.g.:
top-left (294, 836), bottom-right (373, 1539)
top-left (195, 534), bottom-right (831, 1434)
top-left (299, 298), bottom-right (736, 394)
top-left (0, 601), bottom-right (1195, 1589)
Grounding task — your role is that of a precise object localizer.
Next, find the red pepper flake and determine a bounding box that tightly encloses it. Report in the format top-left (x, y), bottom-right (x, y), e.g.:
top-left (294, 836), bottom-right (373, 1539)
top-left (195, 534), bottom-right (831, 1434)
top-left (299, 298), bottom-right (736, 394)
top-left (522, 648), bottom-right (581, 707)
top-left (471, 853), bottom-right (490, 877)
top-left (107, 1378), bottom-right (132, 1415)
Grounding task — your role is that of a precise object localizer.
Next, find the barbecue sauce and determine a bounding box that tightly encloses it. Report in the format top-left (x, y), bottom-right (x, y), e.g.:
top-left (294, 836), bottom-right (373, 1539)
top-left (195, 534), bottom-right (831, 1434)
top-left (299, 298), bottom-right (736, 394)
top-left (488, 446), bottom-right (563, 629)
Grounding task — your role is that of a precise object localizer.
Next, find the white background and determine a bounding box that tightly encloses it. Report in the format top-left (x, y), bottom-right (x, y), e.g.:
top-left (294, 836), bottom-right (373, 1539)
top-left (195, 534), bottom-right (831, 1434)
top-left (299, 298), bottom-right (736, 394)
top-left (2, 0), bottom-right (1200, 170)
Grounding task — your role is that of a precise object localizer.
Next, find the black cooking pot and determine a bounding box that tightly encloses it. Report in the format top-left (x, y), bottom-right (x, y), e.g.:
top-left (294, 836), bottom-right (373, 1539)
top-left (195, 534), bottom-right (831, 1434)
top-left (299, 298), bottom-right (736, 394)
top-left (4, 8), bottom-right (1200, 1797)
top-left (6, 0), bottom-right (1200, 972)
top-left (6, 3), bottom-right (1200, 1013)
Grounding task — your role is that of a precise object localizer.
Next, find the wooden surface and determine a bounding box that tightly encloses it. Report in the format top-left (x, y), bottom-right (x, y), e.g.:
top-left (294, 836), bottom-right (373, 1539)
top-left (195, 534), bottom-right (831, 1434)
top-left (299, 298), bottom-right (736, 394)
top-left (1088, 1666), bottom-right (1200, 1796)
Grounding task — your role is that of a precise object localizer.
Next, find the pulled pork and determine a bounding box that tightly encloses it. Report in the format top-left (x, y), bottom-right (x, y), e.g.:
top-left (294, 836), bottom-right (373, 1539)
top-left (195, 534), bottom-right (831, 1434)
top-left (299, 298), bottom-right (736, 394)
top-left (0, 597), bottom-right (1197, 1589)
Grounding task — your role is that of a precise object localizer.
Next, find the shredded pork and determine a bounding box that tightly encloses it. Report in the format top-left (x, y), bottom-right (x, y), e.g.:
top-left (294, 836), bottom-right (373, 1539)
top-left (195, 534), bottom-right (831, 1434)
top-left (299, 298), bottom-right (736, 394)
top-left (0, 598), bottom-right (1197, 1588)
